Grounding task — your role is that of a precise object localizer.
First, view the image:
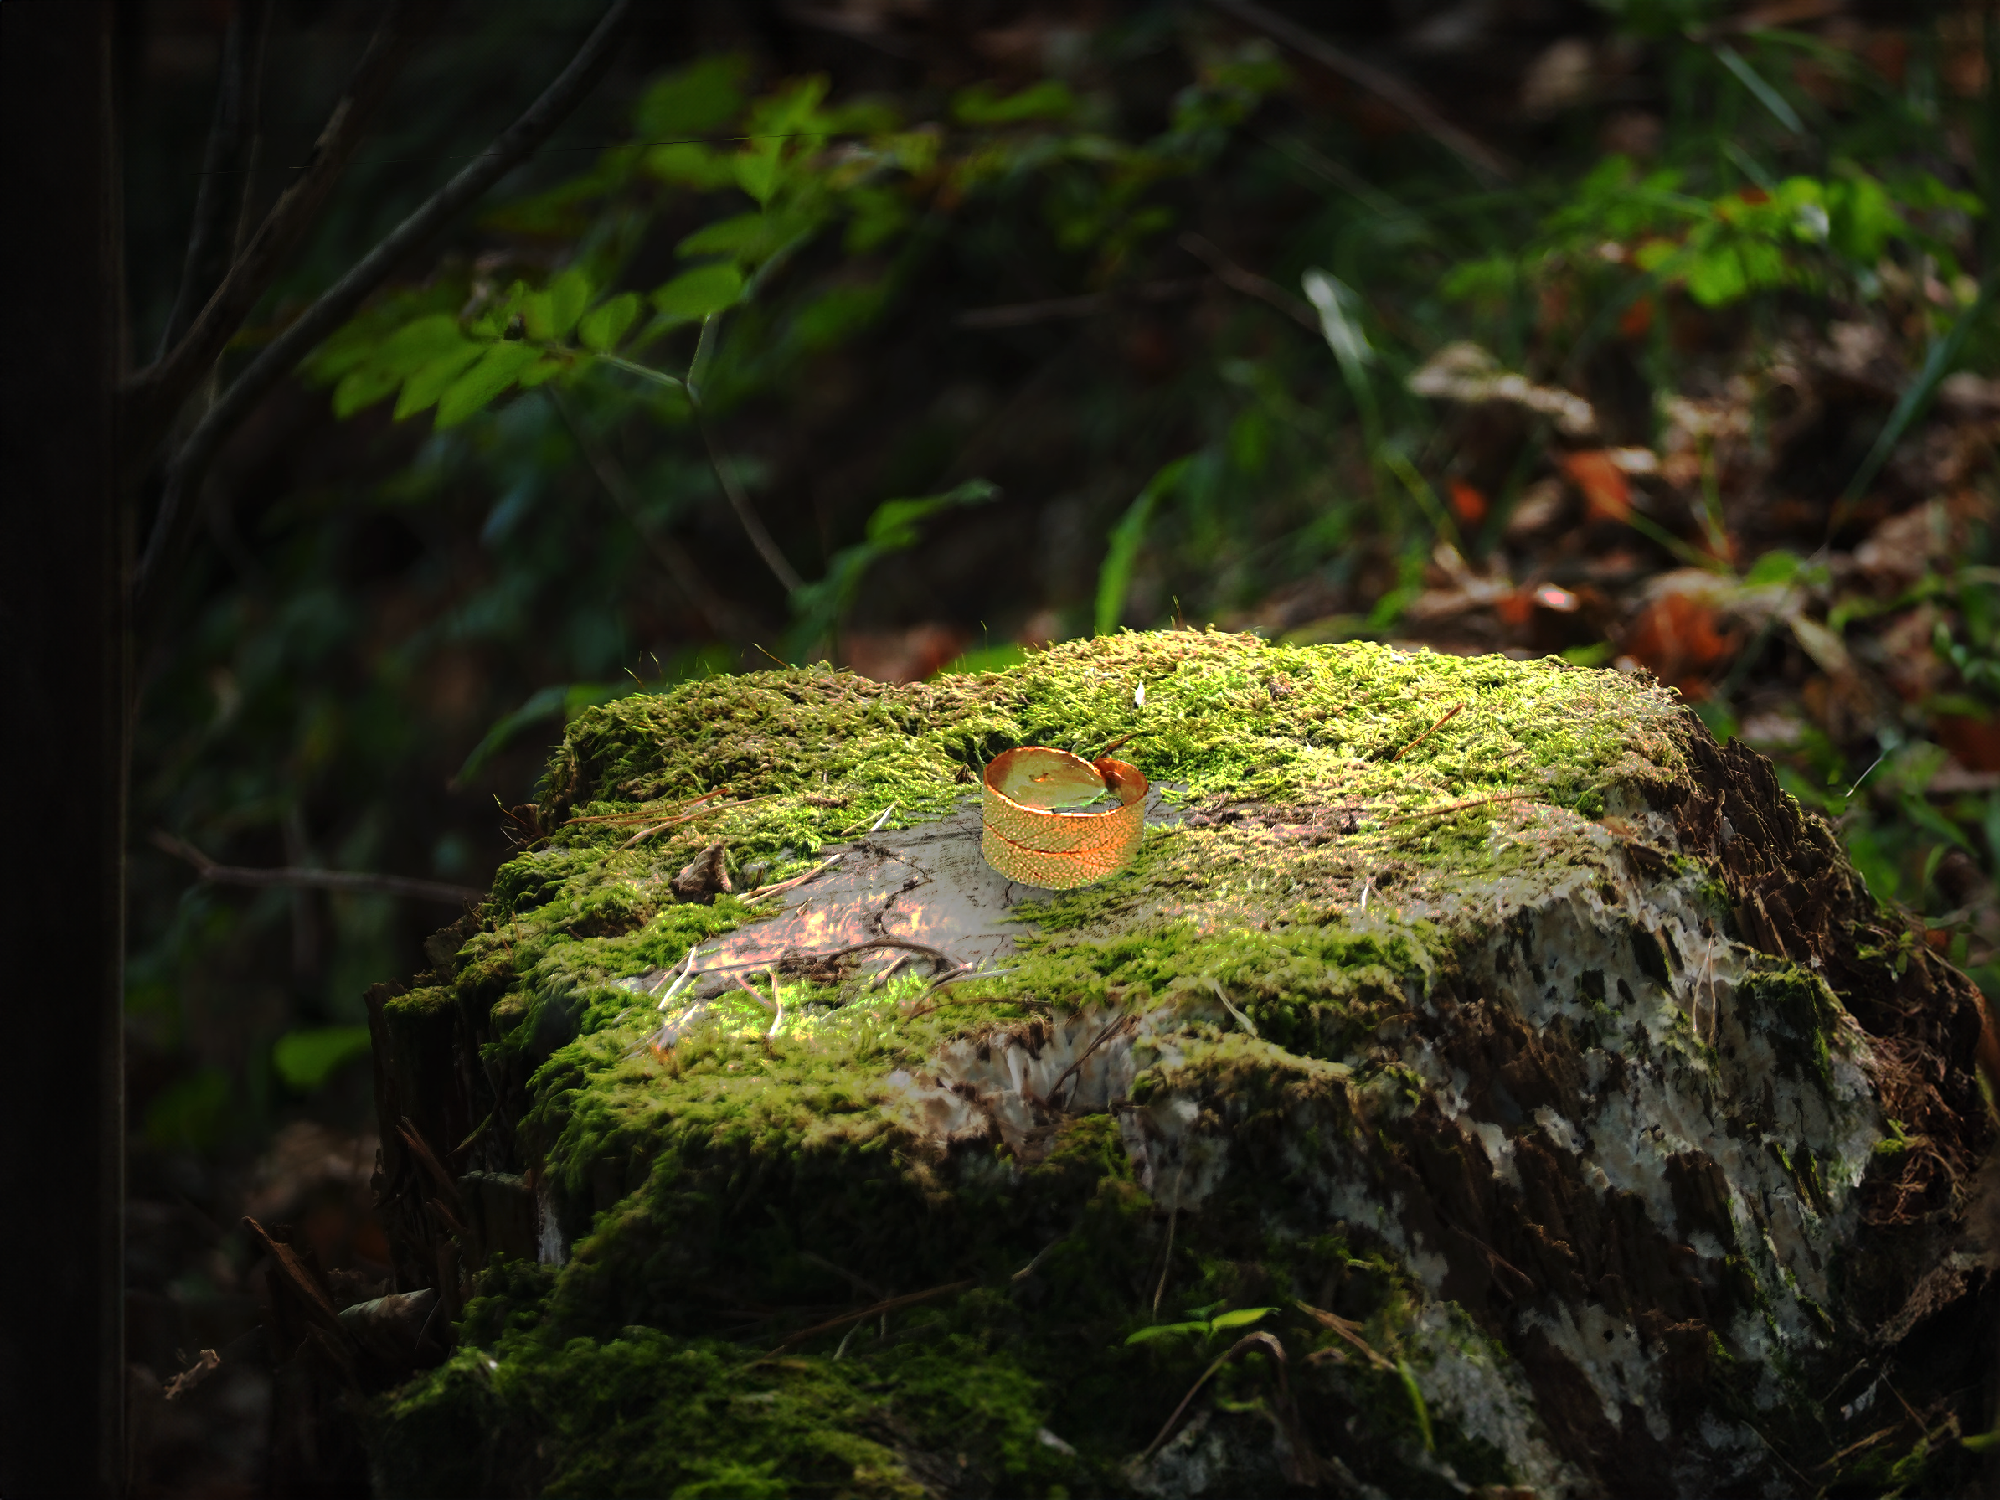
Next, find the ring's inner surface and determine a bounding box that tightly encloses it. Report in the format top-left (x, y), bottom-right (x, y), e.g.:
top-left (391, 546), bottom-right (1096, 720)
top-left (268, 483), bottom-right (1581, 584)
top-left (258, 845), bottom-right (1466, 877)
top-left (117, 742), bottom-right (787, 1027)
top-left (989, 747), bottom-right (1113, 811)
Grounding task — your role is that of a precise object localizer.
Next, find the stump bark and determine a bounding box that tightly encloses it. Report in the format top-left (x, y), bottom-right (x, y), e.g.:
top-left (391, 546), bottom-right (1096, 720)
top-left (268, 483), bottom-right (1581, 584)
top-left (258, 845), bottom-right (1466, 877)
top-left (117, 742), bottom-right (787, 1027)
top-left (342, 632), bottom-right (1992, 1497)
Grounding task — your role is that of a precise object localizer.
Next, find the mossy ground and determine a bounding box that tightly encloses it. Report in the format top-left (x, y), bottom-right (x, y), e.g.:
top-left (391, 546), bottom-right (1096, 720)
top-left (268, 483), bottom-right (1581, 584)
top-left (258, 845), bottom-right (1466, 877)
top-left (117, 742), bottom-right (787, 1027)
top-left (369, 633), bottom-right (1930, 1498)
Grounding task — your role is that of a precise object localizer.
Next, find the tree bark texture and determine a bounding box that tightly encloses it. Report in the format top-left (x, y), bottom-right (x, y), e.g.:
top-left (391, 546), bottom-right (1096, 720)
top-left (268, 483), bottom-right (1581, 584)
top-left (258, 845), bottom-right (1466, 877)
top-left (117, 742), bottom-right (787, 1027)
top-left (0, 3), bottom-right (127, 1494)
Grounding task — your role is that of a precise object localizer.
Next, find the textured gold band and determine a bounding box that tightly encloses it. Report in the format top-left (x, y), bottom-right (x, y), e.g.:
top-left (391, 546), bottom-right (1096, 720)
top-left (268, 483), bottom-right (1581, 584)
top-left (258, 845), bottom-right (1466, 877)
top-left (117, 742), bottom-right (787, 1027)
top-left (980, 746), bottom-right (1147, 889)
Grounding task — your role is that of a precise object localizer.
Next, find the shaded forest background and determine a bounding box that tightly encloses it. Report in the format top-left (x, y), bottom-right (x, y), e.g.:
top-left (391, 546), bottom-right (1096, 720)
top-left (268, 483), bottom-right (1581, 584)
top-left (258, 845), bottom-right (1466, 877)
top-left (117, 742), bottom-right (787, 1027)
top-left (116, 0), bottom-right (1997, 1491)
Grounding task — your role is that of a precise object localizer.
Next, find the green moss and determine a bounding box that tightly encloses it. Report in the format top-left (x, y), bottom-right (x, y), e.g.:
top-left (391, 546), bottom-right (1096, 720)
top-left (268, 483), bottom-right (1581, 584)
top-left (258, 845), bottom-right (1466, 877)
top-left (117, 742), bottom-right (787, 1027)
top-left (1736, 963), bottom-right (1842, 1091)
top-left (520, 634), bottom-right (1683, 893)
top-left (374, 632), bottom-right (1895, 1495)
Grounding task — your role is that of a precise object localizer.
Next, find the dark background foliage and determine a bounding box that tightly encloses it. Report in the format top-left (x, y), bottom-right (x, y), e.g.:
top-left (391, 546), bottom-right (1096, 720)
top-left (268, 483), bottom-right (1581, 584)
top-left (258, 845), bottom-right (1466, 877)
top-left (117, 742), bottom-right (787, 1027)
top-left (116, 1), bottom-right (1995, 1491)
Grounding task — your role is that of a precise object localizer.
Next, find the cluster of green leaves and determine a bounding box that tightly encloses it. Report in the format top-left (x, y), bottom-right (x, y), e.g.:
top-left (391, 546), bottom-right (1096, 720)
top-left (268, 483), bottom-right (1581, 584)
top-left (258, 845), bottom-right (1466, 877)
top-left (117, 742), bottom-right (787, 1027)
top-left (1447, 154), bottom-right (1980, 313)
top-left (1123, 1301), bottom-right (1274, 1345)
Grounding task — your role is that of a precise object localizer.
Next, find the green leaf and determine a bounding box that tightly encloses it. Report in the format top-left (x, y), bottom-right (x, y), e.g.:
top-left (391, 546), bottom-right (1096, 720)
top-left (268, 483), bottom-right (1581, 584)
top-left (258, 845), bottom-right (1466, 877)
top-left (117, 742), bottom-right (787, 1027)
top-left (515, 354), bottom-right (568, 390)
top-left (273, 1026), bottom-right (371, 1093)
top-left (652, 263), bottom-right (745, 321)
top-left (633, 53), bottom-right (748, 139)
top-left (862, 479), bottom-right (1000, 549)
top-left (793, 283), bottom-right (887, 350)
top-left (578, 292), bottom-right (641, 352)
top-left (733, 143), bottom-right (785, 206)
top-left (1686, 246), bottom-right (1749, 307)
top-left (1208, 1306), bottom-right (1276, 1332)
top-left (645, 141), bottom-right (736, 190)
top-left (521, 290), bottom-right (558, 342)
top-left (678, 212), bottom-right (772, 262)
top-left (1830, 174), bottom-right (1904, 265)
top-left (547, 268), bottom-right (594, 338)
top-left (375, 313), bottom-right (475, 374)
top-left (1125, 1321), bottom-right (1208, 1345)
top-left (1398, 1360), bottom-right (1436, 1454)
top-left (332, 362), bottom-right (403, 418)
top-left (952, 80), bottom-right (1076, 126)
top-left (394, 342), bottom-right (488, 419)
top-left (142, 1067), bottom-right (232, 1150)
top-left (1096, 457), bottom-right (1192, 636)
top-left (786, 480), bottom-right (1000, 660)
top-left (1712, 43), bottom-right (1804, 135)
top-left (456, 682), bottom-right (629, 784)
top-left (1744, 549), bottom-right (1801, 586)
top-left (435, 341), bottom-right (545, 428)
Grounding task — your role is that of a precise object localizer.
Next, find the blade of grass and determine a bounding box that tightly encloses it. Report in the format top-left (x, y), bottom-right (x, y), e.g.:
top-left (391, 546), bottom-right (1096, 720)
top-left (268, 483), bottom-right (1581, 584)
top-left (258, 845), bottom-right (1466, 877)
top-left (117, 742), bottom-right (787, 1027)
top-left (1096, 457), bottom-right (1192, 636)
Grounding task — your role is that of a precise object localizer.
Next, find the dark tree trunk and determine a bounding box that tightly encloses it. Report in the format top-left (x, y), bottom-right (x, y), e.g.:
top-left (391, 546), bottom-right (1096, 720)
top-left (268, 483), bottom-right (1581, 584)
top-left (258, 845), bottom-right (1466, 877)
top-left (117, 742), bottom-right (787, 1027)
top-left (0, 3), bottom-right (127, 1493)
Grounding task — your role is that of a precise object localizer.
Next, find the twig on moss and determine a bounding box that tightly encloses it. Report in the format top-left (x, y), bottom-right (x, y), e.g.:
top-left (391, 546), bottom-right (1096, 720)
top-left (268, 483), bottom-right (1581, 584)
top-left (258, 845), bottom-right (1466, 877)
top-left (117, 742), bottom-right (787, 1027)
top-left (1091, 729), bottom-right (1145, 761)
top-left (819, 939), bottom-right (958, 973)
top-left (837, 802), bottom-right (897, 835)
top-left (732, 972), bottom-right (777, 1013)
top-left (1139, 1330), bottom-right (1291, 1462)
top-left (1044, 1014), bottom-right (1139, 1113)
top-left (743, 854), bottom-right (842, 900)
top-left (898, 964), bottom-right (1011, 1018)
top-left (1152, 1162), bottom-right (1186, 1316)
top-left (1295, 1300), bottom-right (1395, 1371)
top-left (1011, 1237), bottom-right (1067, 1282)
top-left (566, 788), bottom-right (730, 827)
top-left (152, 830), bottom-right (479, 905)
top-left (1376, 790), bottom-right (1536, 827)
top-left (758, 1279), bottom-right (977, 1359)
top-left (620, 801), bottom-right (735, 849)
top-left (652, 944), bottom-right (703, 1006)
top-left (1389, 702), bottom-right (1463, 762)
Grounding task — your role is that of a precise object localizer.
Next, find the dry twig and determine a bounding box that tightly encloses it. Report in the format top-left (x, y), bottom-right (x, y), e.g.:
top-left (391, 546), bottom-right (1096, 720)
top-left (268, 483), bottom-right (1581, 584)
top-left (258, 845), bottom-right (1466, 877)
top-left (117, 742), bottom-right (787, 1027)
top-left (1206, 0), bottom-right (1513, 184)
top-left (759, 1279), bottom-right (976, 1358)
top-left (1390, 702), bottom-right (1463, 762)
top-left (152, 830), bottom-right (479, 905)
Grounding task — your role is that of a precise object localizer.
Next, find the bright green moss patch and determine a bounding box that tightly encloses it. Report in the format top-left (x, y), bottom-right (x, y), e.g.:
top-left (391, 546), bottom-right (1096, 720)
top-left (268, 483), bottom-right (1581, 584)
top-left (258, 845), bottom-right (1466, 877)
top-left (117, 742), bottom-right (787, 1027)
top-left (518, 632), bottom-right (1685, 896)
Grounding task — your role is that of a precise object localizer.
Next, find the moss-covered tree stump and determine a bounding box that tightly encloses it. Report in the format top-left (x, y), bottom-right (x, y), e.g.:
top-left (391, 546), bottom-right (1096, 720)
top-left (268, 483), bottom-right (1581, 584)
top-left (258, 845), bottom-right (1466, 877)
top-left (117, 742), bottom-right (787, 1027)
top-left (361, 632), bottom-right (1993, 1497)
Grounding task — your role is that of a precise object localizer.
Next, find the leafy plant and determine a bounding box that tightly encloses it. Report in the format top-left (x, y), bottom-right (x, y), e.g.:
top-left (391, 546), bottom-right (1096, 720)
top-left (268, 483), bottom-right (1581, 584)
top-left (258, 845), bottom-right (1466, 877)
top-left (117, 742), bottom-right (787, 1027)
top-left (1124, 1304), bottom-right (1276, 1345)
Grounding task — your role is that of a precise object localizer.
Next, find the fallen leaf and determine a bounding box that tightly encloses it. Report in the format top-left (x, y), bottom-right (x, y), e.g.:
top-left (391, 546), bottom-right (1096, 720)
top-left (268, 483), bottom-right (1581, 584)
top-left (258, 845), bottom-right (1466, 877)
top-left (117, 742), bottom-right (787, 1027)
top-left (1621, 582), bottom-right (1739, 694)
top-left (1618, 295), bottom-right (1655, 340)
top-left (1448, 479), bottom-right (1488, 524)
top-left (1560, 449), bottom-right (1632, 521)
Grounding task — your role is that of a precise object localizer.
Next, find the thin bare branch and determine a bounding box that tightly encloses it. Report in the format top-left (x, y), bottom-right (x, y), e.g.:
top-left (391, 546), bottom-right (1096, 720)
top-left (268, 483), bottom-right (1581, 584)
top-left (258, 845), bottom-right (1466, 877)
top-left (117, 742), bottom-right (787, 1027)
top-left (152, 831), bottom-right (479, 906)
top-left (696, 412), bottom-right (805, 594)
top-left (135, 0), bottom-right (637, 624)
top-left (547, 389), bottom-right (751, 638)
top-left (1206, 0), bottom-right (1513, 185)
top-left (156, 0), bottom-right (272, 362)
top-left (758, 1279), bottom-right (976, 1358)
top-left (125, 0), bottom-right (421, 460)
top-left (955, 278), bottom-right (1204, 329)
top-left (1177, 232), bottom-right (1319, 331)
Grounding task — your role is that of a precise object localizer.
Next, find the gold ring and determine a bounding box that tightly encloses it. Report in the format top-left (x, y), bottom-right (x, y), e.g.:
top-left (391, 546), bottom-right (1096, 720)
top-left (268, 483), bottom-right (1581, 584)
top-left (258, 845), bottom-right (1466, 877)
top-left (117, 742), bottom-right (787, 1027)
top-left (981, 746), bottom-right (1147, 889)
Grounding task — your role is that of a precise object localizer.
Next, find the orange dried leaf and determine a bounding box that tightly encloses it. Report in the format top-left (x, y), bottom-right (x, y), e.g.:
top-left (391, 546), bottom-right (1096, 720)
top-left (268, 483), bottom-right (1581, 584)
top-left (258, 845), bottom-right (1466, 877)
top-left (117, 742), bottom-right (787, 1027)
top-left (1447, 479), bottom-right (1488, 524)
top-left (1621, 591), bottom-right (1737, 696)
top-left (1560, 450), bottom-right (1632, 522)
